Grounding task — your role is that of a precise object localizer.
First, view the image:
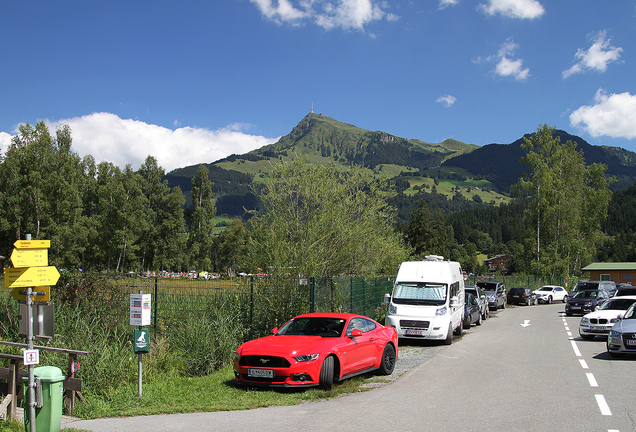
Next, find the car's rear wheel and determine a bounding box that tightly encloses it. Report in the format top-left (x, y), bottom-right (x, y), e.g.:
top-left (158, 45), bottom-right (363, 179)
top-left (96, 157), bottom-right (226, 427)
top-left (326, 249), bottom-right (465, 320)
top-left (318, 355), bottom-right (335, 390)
top-left (379, 344), bottom-right (396, 375)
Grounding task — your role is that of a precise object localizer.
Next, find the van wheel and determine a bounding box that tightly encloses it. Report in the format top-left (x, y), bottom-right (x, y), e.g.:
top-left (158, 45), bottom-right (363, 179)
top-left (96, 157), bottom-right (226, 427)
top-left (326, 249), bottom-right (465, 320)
top-left (443, 323), bottom-right (453, 345)
top-left (453, 319), bottom-right (463, 336)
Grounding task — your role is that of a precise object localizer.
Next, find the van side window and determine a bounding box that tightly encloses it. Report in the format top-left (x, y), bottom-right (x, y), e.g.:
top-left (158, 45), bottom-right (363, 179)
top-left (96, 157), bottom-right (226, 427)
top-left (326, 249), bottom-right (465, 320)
top-left (449, 282), bottom-right (460, 299)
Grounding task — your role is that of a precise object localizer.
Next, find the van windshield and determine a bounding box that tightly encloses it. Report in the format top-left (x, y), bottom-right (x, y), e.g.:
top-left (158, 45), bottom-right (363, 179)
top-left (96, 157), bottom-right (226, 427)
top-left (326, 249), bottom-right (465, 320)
top-left (392, 283), bottom-right (447, 306)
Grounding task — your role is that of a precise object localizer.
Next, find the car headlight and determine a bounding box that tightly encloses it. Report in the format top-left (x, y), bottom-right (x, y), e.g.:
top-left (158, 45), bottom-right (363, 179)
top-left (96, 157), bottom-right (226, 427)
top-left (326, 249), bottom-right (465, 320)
top-left (610, 318), bottom-right (620, 323)
top-left (584, 301), bottom-right (592, 307)
top-left (293, 353), bottom-right (320, 362)
top-left (436, 306), bottom-right (447, 316)
top-left (388, 304), bottom-right (397, 314)
top-left (580, 317), bottom-right (589, 324)
top-left (610, 330), bottom-right (621, 338)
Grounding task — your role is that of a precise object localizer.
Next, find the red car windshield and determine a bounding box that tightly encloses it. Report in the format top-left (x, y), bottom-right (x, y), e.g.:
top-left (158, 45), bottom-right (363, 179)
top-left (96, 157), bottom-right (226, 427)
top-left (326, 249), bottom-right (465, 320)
top-left (277, 318), bottom-right (347, 337)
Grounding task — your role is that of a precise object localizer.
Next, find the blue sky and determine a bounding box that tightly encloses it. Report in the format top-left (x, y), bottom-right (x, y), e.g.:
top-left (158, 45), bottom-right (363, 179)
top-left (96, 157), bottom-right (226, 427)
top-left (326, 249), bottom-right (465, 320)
top-left (1, 0), bottom-right (635, 172)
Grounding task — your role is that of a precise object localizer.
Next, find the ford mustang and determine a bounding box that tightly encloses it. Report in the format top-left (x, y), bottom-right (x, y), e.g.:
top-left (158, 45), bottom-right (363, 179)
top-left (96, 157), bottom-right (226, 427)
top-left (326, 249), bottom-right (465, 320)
top-left (233, 312), bottom-right (398, 390)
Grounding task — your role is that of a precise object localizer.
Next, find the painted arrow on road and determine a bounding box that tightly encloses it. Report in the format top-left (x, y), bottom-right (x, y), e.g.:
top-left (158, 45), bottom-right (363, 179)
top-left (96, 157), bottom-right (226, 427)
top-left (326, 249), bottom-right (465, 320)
top-left (521, 320), bottom-right (531, 327)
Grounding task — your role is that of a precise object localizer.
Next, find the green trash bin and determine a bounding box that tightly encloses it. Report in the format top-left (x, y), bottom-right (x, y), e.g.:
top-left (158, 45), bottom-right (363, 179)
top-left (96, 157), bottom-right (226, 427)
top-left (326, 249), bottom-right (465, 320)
top-left (22, 366), bottom-right (65, 432)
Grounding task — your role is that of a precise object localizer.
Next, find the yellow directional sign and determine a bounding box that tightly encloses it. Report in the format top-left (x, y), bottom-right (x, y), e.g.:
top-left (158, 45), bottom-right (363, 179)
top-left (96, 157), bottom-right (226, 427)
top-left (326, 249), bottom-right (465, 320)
top-left (4, 266), bottom-right (60, 289)
top-left (10, 248), bottom-right (48, 268)
top-left (11, 286), bottom-right (50, 302)
top-left (13, 240), bottom-right (50, 249)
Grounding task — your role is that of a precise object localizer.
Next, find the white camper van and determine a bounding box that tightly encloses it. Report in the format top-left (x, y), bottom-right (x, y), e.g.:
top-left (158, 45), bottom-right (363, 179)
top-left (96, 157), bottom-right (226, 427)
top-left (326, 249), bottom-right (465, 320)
top-left (384, 255), bottom-right (465, 345)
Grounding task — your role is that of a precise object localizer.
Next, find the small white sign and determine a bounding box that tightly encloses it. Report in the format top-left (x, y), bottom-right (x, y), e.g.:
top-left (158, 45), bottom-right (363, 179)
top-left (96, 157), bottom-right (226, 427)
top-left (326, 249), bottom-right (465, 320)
top-left (130, 294), bottom-right (151, 326)
top-left (23, 349), bottom-right (39, 366)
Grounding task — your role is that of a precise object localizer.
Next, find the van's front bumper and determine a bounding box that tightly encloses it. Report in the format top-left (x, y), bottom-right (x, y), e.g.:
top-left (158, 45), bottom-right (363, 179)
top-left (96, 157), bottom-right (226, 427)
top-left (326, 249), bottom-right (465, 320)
top-left (385, 315), bottom-right (450, 340)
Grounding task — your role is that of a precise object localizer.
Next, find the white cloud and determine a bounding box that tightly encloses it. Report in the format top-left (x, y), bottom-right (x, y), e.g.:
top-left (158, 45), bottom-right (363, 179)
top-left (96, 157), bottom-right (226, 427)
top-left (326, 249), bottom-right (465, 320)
top-left (562, 31), bottom-right (623, 79)
top-left (478, 0), bottom-right (544, 19)
top-left (251, 0), bottom-right (397, 32)
top-left (570, 89), bottom-right (636, 140)
top-left (490, 40), bottom-right (530, 81)
top-left (0, 132), bottom-right (11, 155)
top-left (436, 95), bottom-right (457, 107)
top-left (0, 113), bottom-right (279, 172)
top-left (439, 0), bottom-right (459, 10)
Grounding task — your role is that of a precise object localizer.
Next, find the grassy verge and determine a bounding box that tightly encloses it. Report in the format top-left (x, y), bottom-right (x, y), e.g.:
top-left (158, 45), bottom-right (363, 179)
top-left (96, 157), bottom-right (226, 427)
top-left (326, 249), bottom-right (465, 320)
top-left (72, 365), bottom-right (373, 419)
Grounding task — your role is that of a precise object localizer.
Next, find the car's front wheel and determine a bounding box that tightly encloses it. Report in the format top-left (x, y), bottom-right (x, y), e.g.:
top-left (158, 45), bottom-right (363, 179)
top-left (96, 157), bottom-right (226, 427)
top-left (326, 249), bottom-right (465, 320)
top-left (548, 296), bottom-right (553, 304)
top-left (562, 295), bottom-right (568, 303)
top-left (580, 334), bottom-right (595, 341)
top-left (607, 342), bottom-right (625, 358)
top-left (319, 355), bottom-right (335, 390)
top-left (379, 344), bottom-right (396, 375)
top-left (476, 313), bottom-right (482, 326)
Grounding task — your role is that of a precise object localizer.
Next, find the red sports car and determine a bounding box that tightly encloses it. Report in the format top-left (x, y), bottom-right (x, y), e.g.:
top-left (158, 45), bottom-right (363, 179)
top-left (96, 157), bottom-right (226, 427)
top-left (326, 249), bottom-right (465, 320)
top-left (233, 312), bottom-right (398, 390)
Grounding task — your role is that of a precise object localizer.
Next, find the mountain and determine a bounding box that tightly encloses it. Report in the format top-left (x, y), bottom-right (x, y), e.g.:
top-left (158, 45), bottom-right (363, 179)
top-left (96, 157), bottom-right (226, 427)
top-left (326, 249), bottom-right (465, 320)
top-left (445, 130), bottom-right (636, 192)
top-left (163, 113), bottom-right (636, 219)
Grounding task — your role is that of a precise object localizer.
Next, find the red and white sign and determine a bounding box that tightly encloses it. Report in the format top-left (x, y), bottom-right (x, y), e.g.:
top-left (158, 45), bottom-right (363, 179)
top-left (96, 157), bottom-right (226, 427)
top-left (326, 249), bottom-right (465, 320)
top-left (23, 349), bottom-right (39, 365)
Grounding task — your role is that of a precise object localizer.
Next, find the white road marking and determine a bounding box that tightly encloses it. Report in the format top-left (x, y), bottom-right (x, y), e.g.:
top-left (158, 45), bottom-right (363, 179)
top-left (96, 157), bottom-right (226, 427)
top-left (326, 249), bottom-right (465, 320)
top-left (521, 320), bottom-right (531, 327)
top-left (587, 373), bottom-right (599, 387)
top-left (579, 359), bottom-right (588, 369)
top-left (567, 331), bottom-right (572, 336)
top-left (595, 394), bottom-right (612, 416)
top-left (570, 339), bottom-right (582, 357)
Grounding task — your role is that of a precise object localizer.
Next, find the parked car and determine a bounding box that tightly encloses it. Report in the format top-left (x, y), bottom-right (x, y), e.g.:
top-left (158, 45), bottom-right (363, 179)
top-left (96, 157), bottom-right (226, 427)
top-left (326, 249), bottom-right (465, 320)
top-left (463, 292), bottom-right (482, 328)
top-left (507, 287), bottom-right (537, 306)
top-left (466, 286), bottom-right (489, 320)
top-left (233, 312), bottom-right (398, 390)
top-left (572, 280), bottom-right (617, 297)
top-left (607, 302), bottom-right (636, 358)
top-left (565, 289), bottom-right (610, 316)
top-left (476, 281), bottom-right (506, 311)
top-left (579, 296), bottom-right (636, 340)
top-left (614, 286), bottom-right (636, 297)
top-left (533, 285), bottom-right (568, 304)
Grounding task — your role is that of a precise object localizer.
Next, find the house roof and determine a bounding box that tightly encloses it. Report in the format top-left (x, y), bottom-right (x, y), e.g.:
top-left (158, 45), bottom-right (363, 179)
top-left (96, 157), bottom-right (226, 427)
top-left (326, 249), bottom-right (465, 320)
top-left (582, 262), bottom-right (636, 271)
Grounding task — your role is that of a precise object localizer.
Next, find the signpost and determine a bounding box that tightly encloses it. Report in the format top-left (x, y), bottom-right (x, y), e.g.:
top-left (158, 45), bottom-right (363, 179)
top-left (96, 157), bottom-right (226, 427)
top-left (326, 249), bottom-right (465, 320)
top-left (4, 236), bottom-right (58, 432)
top-left (130, 291), bottom-right (151, 397)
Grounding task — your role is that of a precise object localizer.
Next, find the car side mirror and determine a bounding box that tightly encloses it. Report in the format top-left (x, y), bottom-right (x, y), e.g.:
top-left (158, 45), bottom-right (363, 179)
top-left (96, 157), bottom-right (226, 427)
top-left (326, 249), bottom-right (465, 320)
top-left (349, 329), bottom-right (363, 338)
top-left (271, 327), bottom-right (278, 334)
top-left (384, 293), bottom-right (391, 304)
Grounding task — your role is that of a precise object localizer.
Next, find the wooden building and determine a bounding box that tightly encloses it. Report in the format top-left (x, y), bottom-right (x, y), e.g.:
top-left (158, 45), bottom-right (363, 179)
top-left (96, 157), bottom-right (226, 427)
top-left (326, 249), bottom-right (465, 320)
top-left (581, 262), bottom-right (636, 284)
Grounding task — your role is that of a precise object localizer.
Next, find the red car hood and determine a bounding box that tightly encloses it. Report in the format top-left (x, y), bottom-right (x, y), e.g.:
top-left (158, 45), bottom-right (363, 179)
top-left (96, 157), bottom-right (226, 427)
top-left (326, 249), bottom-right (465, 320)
top-left (239, 335), bottom-right (334, 357)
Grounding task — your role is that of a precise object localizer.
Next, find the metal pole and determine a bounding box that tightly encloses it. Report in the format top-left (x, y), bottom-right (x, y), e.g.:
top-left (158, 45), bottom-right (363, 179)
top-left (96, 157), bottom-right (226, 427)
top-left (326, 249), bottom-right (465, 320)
top-left (138, 289), bottom-right (143, 398)
top-left (25, 233), bottom-right (35, 432)
top-left (153, 277), bottom-right (158, 343)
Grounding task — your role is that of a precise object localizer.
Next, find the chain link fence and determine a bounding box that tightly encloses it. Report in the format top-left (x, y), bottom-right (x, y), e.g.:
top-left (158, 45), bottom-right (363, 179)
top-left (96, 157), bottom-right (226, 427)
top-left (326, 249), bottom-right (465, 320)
top-left (111, 275), bottom-right (394, 341)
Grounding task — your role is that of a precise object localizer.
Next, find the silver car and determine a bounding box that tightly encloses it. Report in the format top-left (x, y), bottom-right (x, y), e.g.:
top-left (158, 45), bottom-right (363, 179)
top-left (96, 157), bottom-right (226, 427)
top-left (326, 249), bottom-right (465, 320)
top-left (466, 286), bottom-right (489, 320)
top-left (607, 302), bottom-right (636, 358)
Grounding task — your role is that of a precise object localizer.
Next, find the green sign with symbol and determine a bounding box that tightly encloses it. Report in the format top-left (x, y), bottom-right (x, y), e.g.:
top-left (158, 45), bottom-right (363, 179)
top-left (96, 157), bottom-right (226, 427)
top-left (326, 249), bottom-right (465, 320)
top-left (134, 329), bottom-right (149, 353)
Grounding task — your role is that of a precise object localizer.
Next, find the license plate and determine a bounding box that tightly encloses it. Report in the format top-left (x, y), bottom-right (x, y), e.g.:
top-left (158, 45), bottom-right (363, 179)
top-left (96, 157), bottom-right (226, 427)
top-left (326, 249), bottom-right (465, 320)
top-left (571, 306), bottom-right (581, 309)
top-left (513, 295), bottom-right (519, 298)
top-left (590, 326), bottom-right (605, 331)
top-left (248, 368), bottom-right (274, 378)
top-left (404, 329), bottom-right (424, 336)
top-left (626, 339), bottom-right (636, 346)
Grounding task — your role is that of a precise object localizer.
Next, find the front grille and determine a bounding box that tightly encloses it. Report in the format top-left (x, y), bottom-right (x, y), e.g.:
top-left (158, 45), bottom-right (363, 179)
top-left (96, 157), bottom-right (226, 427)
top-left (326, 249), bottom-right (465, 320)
top-left (400, 320), bottom-right (429, 329)
top-left (239, 355), bottom-right (291, 368)
top-left (621, 335), bottom-right (636, 350)
top-left (590, 318), bottom-right (608, 324)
